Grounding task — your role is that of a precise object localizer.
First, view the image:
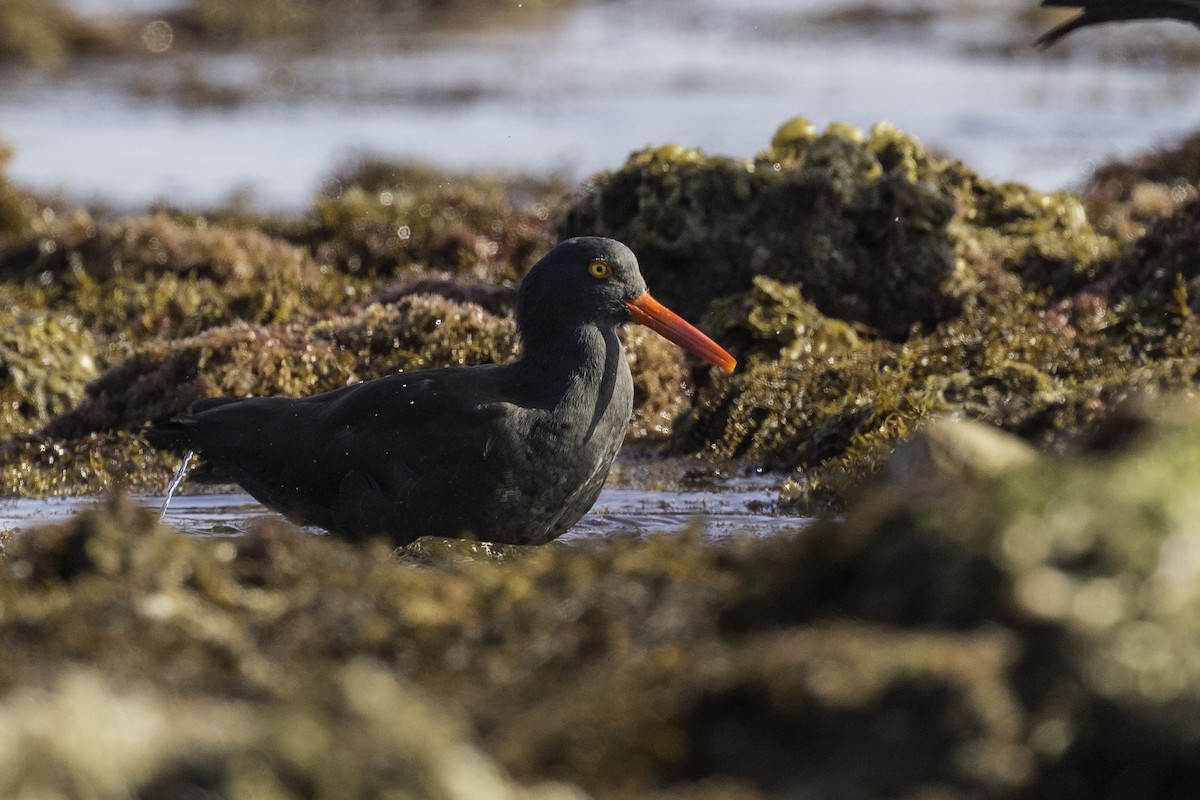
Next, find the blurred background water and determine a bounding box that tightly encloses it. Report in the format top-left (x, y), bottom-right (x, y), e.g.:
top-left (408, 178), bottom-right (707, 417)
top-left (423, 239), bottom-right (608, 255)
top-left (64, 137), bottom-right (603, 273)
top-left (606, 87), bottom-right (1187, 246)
top-left (2, 0), bottom-right (1199, 209)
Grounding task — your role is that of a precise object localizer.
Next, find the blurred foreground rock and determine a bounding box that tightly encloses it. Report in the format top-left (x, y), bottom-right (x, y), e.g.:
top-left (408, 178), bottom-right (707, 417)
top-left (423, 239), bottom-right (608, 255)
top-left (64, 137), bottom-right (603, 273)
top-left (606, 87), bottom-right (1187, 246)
top-left (2, 395), bottom-right (1200, 797)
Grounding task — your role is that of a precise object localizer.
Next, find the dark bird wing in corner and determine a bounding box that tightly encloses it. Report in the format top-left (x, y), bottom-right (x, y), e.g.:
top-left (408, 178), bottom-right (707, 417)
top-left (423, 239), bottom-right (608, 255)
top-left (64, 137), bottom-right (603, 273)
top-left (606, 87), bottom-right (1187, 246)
top-left (1036, 0), bottom-right (1200, 47)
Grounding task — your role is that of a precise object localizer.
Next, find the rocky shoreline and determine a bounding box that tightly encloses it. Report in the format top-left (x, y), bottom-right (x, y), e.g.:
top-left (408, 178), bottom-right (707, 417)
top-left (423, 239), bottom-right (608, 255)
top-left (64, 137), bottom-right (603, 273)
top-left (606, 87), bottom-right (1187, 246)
top-left (0, 116), bottom-right (1198, 797)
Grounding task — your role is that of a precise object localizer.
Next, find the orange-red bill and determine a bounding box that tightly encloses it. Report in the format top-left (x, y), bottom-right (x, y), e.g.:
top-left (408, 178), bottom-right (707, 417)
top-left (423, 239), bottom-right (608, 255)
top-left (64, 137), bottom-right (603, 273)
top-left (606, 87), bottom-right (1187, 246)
top-left (625, 292), bottom-right (736, 372)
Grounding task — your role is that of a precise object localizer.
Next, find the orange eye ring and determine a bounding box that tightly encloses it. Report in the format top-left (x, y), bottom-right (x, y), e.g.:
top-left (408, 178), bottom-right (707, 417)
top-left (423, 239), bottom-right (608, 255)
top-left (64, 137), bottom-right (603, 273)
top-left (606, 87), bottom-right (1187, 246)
top-left (588, 259), bottom-right (613, 279)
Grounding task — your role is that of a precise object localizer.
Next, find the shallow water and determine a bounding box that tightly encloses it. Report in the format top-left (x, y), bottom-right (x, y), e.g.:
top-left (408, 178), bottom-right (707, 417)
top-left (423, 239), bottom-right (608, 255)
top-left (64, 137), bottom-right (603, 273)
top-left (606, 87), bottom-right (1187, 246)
top-left (4, 0), bottom-right (1200, 208)
top-left (0, 469), bottom-right (810, 541)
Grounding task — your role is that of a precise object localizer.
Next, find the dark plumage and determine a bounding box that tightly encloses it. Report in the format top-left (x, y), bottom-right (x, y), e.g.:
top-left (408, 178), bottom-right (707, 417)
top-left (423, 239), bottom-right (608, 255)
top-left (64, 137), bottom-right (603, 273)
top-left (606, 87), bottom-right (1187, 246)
top-left (145, 237), bottom-right (735, 545)
top-left (1036, 0), bottom-right (1200, 47)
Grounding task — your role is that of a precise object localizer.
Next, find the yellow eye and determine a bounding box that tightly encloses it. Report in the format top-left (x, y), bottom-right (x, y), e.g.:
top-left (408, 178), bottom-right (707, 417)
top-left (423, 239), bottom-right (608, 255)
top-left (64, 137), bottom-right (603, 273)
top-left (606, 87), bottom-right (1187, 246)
top-left (588, 259), bottom-right (612, 279)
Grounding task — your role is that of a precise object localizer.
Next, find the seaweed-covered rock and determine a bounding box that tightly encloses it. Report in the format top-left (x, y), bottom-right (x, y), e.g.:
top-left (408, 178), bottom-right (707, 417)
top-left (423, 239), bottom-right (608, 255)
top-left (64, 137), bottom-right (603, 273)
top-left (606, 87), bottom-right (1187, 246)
top-left (682, 268), bottom-right (1198, 503)
top-left (701, 276), bottom-right (862, 365)
top-left (7, 402), bottom-right (1200, 799)
top-left (0, 497), bottom-right (1040, 799)
top-left (1083, 129), bottom-right (1200, 240)
top-left (42, 291), bottom-right (518, 441)
top-left (0, 663), bottom-right (585, 800)
top-left (291, 160), bottom-right (565, 280)
top-left (0, 144), bottom-right (34, 240)
top-left (0, 431), bottom-right (180, 496)
top-left (0, 0), bottom-right (119, 69)
top-left (954, 175), bottom-right (1115, 292)
top-left (0, 309), bottom-right (97, 438)
top-left (803, 397), bottom-right (1200, 797)
top-left (0, 211), bottom-right (360, 357)
top-left (560, 118), bottom-right (1115, 338)
top-left (1082, 195), bottom-right (1200, 324)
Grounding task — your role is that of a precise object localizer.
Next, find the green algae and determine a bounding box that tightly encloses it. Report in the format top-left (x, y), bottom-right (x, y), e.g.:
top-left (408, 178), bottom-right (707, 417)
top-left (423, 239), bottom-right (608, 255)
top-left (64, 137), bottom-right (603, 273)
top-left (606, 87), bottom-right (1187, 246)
top-left (701, 275), bottom-right (863, 365)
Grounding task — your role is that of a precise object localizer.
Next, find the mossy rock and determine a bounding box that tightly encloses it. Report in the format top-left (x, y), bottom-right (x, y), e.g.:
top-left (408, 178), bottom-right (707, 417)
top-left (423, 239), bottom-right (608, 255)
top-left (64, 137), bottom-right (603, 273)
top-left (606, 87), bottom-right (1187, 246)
top-left (0, 309), bottom-right (98, 438)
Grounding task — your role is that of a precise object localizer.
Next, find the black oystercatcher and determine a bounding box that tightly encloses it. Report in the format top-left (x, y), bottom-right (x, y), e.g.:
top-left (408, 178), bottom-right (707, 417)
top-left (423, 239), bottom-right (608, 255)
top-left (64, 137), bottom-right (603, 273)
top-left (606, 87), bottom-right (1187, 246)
top-left (1036, 0), bottom-right (1200, 47)
top-left (146, 237), bottom-right (735, 545)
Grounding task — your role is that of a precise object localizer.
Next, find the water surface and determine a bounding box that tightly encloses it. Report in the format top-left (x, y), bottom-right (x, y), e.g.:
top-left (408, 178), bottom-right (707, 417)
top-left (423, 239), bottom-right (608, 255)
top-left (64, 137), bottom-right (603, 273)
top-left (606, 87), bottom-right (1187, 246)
top-left (3, 0), bottom-right (1198, 208)
top-left (0, 467), bottom-right (809, 541)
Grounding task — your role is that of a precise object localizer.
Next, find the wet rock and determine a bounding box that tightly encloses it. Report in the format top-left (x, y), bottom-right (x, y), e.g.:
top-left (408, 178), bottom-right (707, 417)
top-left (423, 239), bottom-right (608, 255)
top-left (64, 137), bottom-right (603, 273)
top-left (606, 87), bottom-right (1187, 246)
top-left (396, 536), bottom-right (538, 566)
